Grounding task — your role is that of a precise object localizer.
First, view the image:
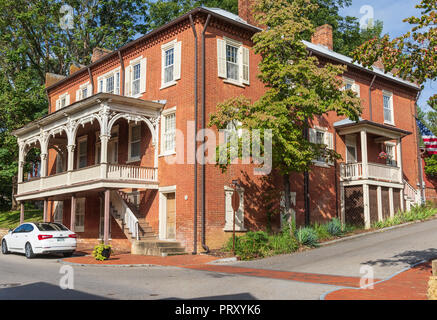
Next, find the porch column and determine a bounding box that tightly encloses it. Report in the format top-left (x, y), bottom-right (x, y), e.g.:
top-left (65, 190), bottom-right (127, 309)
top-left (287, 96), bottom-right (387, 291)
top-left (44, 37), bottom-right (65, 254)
top-left (363, 184), bottom-right (371, 229)
top-left (377, 186), bottom-right (383, 221)
top-left (18, 143), bottom-right (25, 183)
top-left (70, 195), bottom-right (76, 232)
top-left (104, 189), bottom-right (110, 245)
top-left (396, 138), bottom-right (403, 183)
top-left (67, 145), bottom-right (75, 185)
top-left (100, 135), bottom-right (110, 179)
top-left (389, 187), bottom-right (394, 218)
top-left (360, 130), bottom-right (368, 179)
top-left (39, 153), bottom-right (48, 190)
top-left (43, 198), bottom-right (48, 222)
top-left (20, 202), bottom-right (25, 225)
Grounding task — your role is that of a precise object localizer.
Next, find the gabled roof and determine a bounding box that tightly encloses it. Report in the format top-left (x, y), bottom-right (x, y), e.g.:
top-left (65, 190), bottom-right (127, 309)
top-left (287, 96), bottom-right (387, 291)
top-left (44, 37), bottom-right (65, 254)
top-left (303, 40), bottom-right (420, 91)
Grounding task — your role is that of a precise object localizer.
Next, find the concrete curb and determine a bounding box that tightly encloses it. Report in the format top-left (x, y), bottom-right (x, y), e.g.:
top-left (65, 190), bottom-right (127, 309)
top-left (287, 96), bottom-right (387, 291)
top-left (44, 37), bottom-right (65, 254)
top-left (207, 257), bottom-right (238, 264)
top-left (57, 259), bottom-right (161, 268)
top-left (319, 217), bottom-right (437, 248)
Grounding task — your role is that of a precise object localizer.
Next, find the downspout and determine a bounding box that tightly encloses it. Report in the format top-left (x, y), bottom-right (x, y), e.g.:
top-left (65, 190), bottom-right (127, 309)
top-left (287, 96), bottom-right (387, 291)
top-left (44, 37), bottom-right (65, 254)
top-left (201, 14), bottom-right (212, 253)
top-left (369, 75), bottom-right (376, 121)
top-left (189, 14), bottom-right (198, 255)
top-left (87, 67), bottom-right (94, 95)
top-left (118, 50), bottom-right (125, 96)
top-left (415, 91), bottom-right (425, 203)
top-left (304, 51), bottom-right (313, 226)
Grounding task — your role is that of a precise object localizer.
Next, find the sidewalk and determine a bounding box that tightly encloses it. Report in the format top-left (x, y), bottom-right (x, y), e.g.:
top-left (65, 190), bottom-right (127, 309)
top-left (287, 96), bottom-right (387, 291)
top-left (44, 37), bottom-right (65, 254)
top-left (324, 261), bottom-right (432, 300)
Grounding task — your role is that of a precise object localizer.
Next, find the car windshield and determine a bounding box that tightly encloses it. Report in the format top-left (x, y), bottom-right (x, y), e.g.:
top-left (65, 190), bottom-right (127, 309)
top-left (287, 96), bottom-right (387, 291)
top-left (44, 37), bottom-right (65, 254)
top-left (35, 222), bottom-right (69, 231)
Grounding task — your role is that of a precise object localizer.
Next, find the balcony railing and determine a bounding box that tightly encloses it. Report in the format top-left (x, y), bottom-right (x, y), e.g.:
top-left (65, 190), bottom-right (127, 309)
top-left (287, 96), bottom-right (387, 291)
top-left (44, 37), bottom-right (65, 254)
top-left (340, 162), bottom-right (401, 183)
top-left (17, 164), bottom-right (158, 195)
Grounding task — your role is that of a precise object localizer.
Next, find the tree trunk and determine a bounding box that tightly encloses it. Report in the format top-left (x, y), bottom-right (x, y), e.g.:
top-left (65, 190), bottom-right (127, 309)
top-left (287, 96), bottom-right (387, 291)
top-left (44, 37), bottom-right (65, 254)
top-left (11, 176), bottom-right (19, 211)
top-left (282, 173), bottom-right (295, 230)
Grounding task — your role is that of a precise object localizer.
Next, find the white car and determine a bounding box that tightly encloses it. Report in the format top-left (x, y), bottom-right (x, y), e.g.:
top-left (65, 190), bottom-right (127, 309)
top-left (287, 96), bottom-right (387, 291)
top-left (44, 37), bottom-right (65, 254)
top-left (1, 222), bottom-right (77, 259)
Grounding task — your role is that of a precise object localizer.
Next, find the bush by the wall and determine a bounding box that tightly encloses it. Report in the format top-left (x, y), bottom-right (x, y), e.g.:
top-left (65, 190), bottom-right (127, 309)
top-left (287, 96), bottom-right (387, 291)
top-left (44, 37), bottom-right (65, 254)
top-left (295, 227), bottom-right (319, 247)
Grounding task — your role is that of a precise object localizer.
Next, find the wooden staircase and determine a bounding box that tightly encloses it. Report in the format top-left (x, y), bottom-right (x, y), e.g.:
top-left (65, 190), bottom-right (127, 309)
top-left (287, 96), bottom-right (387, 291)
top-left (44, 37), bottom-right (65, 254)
top-left (109, 190), bottom-right (186, 256)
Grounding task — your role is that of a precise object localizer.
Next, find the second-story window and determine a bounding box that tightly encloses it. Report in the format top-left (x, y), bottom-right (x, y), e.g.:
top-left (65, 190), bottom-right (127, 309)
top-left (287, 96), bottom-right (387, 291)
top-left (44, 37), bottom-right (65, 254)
top-left (77, 136), bottom-right (87, 169)
top-left (309, 127), bottom-right (334, 166)
top-left (97, 68), bottom-right (120, 95)
top-left (56, 93), bottom-right (70, 110)
top-left (128, 123), bottom-right (141, 162)
top-left (217, 37), bottom-right (250, 86)
top-left (161, 40), bottom-right (181, 89)
top-left (106, 75), bottom-right (114, 93)
top-left (383, 91), bottom-right (394, 125)
top-left (161, 108), bottom-right (176, 155)
top-left (132, 63), bottom-right (141, 96)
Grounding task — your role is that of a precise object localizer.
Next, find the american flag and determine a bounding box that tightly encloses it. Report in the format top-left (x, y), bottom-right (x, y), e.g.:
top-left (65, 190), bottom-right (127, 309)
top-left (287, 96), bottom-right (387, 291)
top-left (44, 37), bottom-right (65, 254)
top-left (416, 118), bottom-right (437, 155)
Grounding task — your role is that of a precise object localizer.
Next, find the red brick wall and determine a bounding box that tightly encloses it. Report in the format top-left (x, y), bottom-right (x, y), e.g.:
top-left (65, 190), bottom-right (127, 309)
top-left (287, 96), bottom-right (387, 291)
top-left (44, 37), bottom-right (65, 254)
top-left (43, 13), bottom-right (421, 252)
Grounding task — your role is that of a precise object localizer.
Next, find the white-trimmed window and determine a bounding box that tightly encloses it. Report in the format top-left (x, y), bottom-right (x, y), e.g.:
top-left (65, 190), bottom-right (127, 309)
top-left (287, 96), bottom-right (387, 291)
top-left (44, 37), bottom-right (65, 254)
top-left (345, 135), bottom-right (357, 163)
top-left (383, 90), bottom-right (394, 125)
top-left (125, 56), bottom-right (147, 97)
top-left (224, 186), bottom-right (245, 231)
top-left (343, 77), bottom-right (360, 97)
top-left (77, 136), bottom-right (88, 169)
top-left (76, 82), bottom-right (92, 102)
top-left (97, 68), bottom-right (121, 95)
top-left (75, 198), bottom-right (85, 233)
top-left (128, 123), bottom-right (141, 162)
top-left (161, 40), bottom-right (181, 89)
top-left (55, 93), bottom-right (70, 110)
top-left (217, 37), bottom-right (250, 86)
top-left (385, 142), bottom-right (396, 166)
top-left (309, 127), bottom-right (334, 165)
top-left (161, 108), bottom-right (176, 155)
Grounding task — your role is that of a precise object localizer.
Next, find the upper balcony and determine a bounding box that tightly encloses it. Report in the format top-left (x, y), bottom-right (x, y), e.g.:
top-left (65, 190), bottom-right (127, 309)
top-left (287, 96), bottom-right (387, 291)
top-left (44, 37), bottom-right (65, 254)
top-left (13, 93), bottom-right (164, 201)
top-left (334, 118), bottom-right (412, 185)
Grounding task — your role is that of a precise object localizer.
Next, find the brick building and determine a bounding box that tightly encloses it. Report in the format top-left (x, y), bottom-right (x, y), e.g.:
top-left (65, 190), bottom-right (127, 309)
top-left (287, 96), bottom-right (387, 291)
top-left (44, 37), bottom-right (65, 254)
top-left (12, 2), bottom-right (423, 254)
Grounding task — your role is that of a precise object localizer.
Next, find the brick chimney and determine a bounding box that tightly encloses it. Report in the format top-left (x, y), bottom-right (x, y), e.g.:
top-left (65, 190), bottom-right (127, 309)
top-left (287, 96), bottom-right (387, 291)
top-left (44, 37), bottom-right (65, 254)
top-left (45, 72), bottom-right (66, 88)
top-left (311, 24), bottom-right (333, 51)
top-left (91, 47), bottom-right (112, 63)
top-left (69, 62), bottom-right (85, 75)
top-left (238, 0), bottom-right (257, 26)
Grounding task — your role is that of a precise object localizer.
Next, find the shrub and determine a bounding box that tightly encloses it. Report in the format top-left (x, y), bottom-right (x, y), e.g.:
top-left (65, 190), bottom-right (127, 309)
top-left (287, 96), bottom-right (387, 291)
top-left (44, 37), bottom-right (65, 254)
top-left (295, 227), bottom-right (319, 247)
top-left (326, 218), bottom-right (343, 236)
top-left (92, 243), bottom-right (113, 261)
top-left (312, 222), bottom-right (331, 241)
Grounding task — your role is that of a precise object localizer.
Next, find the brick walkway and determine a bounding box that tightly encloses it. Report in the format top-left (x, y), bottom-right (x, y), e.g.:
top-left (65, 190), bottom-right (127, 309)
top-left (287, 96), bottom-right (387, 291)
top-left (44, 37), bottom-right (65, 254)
top-left (63, 253), bottom-right (432, 299)
top-left (324, 261), bottom-right (432, 300)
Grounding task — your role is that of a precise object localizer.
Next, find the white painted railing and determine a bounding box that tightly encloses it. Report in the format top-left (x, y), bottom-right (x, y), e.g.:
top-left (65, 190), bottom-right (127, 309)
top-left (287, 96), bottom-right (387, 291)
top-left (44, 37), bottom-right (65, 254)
top-left (17, 164), bottom-right (158, 195)
top-left (110, 190), bottom-right (139, 240)
top-left (340, 162), bottom-right (401, 183)
top-left (404, 179), bottom-right (420, 202)
top-left (107, 164), bottom-right (157, 181)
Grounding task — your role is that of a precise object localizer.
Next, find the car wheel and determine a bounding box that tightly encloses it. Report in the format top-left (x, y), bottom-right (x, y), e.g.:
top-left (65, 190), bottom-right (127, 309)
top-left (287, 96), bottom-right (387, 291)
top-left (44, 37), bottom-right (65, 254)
top-left (63, 252), bottom-right (74, 257)
top-left (25, 242), bottom-right (35, 259)
top-left (1, 240), bottom-right (9, 254)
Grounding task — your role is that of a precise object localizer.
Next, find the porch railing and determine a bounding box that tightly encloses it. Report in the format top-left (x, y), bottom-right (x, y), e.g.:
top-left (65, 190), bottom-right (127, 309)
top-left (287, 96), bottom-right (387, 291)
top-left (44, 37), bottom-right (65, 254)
top-left (110, 190), bottom-right (139, 240)
top-left (340, 162), bottom-right (401, 183)
top-left (17, 163), bottom-right (158, 195)
top-left (404, 179), bottom-right (420, 203)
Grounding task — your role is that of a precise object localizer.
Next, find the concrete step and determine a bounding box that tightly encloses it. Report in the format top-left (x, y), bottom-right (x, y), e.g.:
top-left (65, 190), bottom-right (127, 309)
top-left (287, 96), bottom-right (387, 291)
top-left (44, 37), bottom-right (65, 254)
top-left (131, 240), bottom-right (186, 256)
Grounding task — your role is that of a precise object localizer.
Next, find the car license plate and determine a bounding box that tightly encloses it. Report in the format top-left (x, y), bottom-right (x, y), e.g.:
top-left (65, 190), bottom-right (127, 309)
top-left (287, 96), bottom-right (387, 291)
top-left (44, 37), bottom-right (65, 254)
top-left (57, 238), bottom-right (64, 242)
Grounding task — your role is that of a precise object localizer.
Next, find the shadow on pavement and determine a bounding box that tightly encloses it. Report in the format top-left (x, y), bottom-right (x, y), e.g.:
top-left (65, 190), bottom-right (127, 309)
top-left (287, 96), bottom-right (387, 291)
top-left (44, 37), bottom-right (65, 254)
top-left (362, 248), bottom-right (437, 267)
top-left (165, 293), bottom-right (257, 300)
top-left (0, 282), bottom-right (111, 300)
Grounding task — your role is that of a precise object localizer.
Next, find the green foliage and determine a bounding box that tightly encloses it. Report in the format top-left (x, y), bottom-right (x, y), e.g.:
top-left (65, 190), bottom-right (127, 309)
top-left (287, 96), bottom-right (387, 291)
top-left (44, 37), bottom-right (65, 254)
top-left (295, 227), bottom-right (319, 247)
top-left (425, 155), bottom-right (437, 176)
top-left (372, 204), bottom-right (437, 229)
top-left (326, 217), bottom-right (343, 236)
top-left (92, 243), bottom-right (113, 261)
top-left (0, 209), bottom-right (43, 229)
top-left (226, 228), bottom-right (298, 260)
top-left (312, 222), bottom-right (331, 240)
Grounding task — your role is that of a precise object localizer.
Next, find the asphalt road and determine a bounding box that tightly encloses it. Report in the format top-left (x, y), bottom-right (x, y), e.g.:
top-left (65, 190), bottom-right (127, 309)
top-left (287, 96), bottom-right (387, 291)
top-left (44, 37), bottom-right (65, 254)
top-left (0, 219), bottom-right (436, 300)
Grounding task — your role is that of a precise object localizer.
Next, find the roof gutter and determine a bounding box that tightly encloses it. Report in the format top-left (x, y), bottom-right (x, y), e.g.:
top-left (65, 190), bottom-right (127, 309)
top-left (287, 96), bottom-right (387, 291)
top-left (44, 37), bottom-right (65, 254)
top-left (87, 67), bottom-right (94, 95)
top-left (118, 50), bottom-right (125, 96)
top-left (201, 13), bottom-right (212, 254)
top-left (415, 91), bottom-right (425, 204)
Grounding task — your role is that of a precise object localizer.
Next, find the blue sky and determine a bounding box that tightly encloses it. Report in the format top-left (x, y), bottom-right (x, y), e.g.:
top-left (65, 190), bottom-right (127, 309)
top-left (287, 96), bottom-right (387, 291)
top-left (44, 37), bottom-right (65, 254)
top-left (340, 0), bottom-right (435, 112)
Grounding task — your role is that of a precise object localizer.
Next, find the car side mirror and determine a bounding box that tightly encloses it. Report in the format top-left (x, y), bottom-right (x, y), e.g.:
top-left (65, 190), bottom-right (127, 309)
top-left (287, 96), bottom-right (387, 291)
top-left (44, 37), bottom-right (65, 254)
top-left (8, 229), bottom-right (13, 233)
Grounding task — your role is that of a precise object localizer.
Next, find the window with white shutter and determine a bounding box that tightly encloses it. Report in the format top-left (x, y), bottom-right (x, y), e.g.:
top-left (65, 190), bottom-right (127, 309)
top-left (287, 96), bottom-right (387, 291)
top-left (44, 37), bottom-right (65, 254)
top-left (383, 90), bottom-right (394, 125)
top-left (343, 77), bottom-right (360, 97)
top-left (97, 68), bottom-right (121, 95)
top-left (160, 107), bottom-right (177, 155)
top-left (128, 123), bottom-right (141, 162)
top-left (77, 136), bottom-right (88, 169)
top-left (217, 37), bottom-right (250, 87)
top-left (161, 40), bottom-right (181, 89)
top-left (309, 127), bottom-right (334, 166)
top-left (56, 92), bottom-right (70, 110)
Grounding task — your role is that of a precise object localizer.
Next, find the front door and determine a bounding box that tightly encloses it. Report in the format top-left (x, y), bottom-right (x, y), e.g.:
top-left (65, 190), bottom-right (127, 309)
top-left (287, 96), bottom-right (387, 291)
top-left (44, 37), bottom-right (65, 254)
top-left (166, 193), bottom-right (176, 240)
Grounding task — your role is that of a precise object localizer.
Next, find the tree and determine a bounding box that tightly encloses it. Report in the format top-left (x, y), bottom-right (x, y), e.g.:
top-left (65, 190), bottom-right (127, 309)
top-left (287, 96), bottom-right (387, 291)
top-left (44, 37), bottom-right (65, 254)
top-left (209, 0), bottom-right (361, 226)
top-left (353, 0), bottom-right (436, 176)
top-left (0, 0), bottom-right (148, 209)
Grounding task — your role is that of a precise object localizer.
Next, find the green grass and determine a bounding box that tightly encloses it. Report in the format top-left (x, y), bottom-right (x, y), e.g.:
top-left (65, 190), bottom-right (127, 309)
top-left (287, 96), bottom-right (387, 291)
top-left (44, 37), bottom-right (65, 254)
top-left (0, 209), bottom-right (43, 229)
top-left (371, 204), bottom-right (437, 229)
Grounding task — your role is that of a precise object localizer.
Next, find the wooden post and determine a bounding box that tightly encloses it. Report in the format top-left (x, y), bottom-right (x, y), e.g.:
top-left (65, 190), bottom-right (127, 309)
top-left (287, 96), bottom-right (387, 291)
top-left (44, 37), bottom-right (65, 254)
top-left (70, 195), bottom-right (76, 232)
top-left (104, 189), bottom-right (110, 245)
